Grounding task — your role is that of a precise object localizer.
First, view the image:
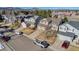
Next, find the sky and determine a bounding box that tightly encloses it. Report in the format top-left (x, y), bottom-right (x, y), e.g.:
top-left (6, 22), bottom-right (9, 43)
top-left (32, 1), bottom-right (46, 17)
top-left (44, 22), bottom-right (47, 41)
top-left (21, 7), bottom-right (79, 10)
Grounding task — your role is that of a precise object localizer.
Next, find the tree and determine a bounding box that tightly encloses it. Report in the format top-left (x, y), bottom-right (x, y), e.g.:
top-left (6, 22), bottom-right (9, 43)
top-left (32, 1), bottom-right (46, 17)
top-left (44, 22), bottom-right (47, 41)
top-left (2, 10), bottom-right (5, 14)
top-left (47, 10), bottom-right (52, 17)
top-left (34, 10), bottom-right (52, 18)
top-left (54, 15), bottom-right (58, 18)
top-left (0, 15), bottom-right (4, 22)
top-left (14, 11), bottom-right (18, 16)
top-left (59, 17), bottom-right (68, 25)
top-left (63, 17), bottom-right (68, 22)
top-left (46, 30), bottom-right (53, 38)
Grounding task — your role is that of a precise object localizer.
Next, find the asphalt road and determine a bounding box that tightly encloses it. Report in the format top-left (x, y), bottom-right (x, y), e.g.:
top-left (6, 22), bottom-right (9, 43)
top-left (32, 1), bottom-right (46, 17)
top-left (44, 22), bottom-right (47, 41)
top-left (8, 35), bottom-right (52, 51)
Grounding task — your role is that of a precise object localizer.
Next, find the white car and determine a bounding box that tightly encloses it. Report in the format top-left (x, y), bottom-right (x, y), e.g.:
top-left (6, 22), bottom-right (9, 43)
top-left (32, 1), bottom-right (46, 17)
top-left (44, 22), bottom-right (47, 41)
top-left (0, 33), bottom-right (3, 37)
top-left (0, 33), bottom-right (4, 38)
top-left (0, 43), bottom-right (4, 50)
top-left (15, 31), bottom-right (20, 35)
top-left (15, 31), bottom-right (23, 35)
top-left (33, 39), bottom-right (50, 48)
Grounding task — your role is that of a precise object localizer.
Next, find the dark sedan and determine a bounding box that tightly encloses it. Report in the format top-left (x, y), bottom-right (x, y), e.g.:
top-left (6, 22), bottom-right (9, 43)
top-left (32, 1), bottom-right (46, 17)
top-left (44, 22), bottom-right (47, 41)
top-left (1, 36), bottom-right (11, 42)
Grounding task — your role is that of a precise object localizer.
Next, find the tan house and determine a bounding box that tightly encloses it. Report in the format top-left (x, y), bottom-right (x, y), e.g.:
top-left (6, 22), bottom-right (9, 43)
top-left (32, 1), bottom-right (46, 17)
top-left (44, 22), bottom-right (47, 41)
top-left (51, 18), bottom-right (61, 31)
top-left (37, 17), bottom-right (61, 31)
top-left (37, 18), bottom-right (52, 30)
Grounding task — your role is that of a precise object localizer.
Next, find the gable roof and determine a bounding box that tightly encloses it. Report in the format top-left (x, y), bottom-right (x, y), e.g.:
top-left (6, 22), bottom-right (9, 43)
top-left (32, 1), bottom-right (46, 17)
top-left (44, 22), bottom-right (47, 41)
top-left (68, 21), bottom-right (79, 30)
top-left (16, 14), bottom-right (33, 18)
top-left (35, 16), bottom-right (43, 27)
top-left (58, 31), bottom-right (75, 37)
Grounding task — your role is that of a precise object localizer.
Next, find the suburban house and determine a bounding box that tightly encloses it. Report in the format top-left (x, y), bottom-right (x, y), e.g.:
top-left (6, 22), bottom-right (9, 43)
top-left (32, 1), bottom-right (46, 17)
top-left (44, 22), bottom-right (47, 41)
top-left (21, 22), bottom-right (27, 28)
top-left (18, 15), bottom-right (42, 29)
top-left (2, 15), bottom-right (17, 24)
top-left (16, 14), bottom-right (30, 19)
top-left (51, 18), bottom-right (61, 31)
top-left (57, 21), bottom-right (79, 44)
top-left (57, 31), bottom-right (75, 42)
top-left (37, 17), bottom-right (61, 31)
top-left (23, 15), bottom-right (36, 28)
top-left (59, 21), bottom-right (79, 35)
top-left (37, 18), bottom-right (52, 30)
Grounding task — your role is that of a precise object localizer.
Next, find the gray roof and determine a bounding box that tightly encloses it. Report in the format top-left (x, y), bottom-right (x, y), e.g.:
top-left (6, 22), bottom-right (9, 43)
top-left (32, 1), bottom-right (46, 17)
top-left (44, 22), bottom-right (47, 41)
top-left (58, 31), bottom-right (75, 37)
top-left (16, 14), bottom-right (33, 18)
top-left (68, 21), bottom-right (79, 30)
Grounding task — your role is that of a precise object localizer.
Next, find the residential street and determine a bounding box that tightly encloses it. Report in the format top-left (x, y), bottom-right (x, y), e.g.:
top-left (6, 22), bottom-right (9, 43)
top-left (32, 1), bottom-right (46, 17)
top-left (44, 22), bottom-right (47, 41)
top-left (7, 35), bottom-right (52, 51)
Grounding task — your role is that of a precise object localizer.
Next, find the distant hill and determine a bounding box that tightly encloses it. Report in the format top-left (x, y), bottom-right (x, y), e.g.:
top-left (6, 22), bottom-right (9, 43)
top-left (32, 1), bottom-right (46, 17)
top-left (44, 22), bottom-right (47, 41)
top-left (0, 7), bottom-right (24, 11)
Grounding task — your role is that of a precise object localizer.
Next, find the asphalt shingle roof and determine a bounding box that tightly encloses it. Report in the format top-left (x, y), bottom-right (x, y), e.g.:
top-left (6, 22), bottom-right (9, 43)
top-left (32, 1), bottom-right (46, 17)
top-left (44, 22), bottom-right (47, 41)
top-left (68, 21), bottom-right (79, 30)
top-left (58, 31), bottom-right (75, 37)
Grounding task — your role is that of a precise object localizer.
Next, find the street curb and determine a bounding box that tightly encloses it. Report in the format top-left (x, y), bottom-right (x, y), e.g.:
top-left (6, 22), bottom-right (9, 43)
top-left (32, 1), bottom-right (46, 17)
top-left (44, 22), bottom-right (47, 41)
top-left (5, 42), bottom-right (15, 51)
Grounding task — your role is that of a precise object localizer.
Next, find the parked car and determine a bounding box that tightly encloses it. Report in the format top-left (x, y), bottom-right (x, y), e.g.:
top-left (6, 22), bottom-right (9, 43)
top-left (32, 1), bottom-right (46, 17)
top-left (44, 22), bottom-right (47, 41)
top-left (0, 43), bottom-right (4, 50)
top-left (1, 36), bottom-right (11, 42)
top-left (0, 33), bottom-right (4, 37)
top-left (0, 32), bottom-right (4, 39)
top-left (33, 39), bottom-right (50, 48)
top-left (0, 26), bottom-right (9, 28)
top-left (3, 26), bottom-right (9, 28)
top-left (7, 28), bottom-right (14, 32)
top-left (61, 40), bottom-right (70, 49)
top-left (15, 31), bottom-right (23, 35)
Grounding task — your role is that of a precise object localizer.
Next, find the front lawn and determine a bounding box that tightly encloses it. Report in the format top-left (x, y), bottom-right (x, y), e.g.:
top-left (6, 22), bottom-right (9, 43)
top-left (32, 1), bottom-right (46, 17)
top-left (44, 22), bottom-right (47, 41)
top-left (9, 21), bottom-right (21, 29)
top-left (20, 28), bottom-right (35, 35)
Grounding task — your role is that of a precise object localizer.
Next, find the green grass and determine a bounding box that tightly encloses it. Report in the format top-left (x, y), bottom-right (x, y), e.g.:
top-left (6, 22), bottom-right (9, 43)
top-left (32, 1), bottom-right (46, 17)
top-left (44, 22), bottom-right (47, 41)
top-left (9, 21), bottom-right (21, 29)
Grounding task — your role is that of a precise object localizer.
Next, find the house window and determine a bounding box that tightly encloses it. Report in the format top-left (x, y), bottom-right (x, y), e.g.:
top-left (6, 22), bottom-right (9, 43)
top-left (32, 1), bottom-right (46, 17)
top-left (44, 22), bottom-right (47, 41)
top-left (66, 27), bottom-right (68, 30)
top-left (60, 27), bottom-right (62, 29)
top-left (64, 28), bottom-right (67, 30)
